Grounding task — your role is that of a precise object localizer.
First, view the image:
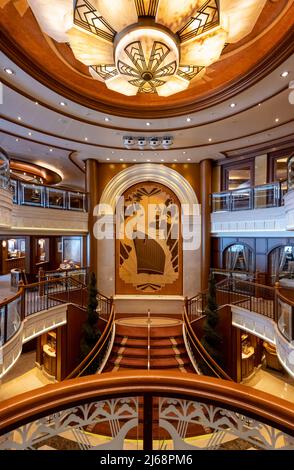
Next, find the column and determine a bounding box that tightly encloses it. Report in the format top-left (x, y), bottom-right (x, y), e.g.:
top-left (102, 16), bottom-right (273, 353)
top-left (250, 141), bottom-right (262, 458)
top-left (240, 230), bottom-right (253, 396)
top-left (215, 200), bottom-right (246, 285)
top-left (86, 159), bottom-right (99, 278)
top-left (200, 159), bottom-right (213, 290)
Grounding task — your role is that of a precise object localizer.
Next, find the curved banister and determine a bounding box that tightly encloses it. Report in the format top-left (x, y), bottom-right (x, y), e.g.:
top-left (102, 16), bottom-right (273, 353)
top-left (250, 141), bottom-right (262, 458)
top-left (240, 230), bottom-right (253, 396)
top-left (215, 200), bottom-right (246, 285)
top-left (65, 304), bottom-right (115, 379)
top-left (0, 372), bottom-right (293, 436)
top-left (0, 286), bottom-right (24, 308)
top-left (277, 289), bottom-right (294, 307)
top-left (183, 308), bottom-right (233, 381)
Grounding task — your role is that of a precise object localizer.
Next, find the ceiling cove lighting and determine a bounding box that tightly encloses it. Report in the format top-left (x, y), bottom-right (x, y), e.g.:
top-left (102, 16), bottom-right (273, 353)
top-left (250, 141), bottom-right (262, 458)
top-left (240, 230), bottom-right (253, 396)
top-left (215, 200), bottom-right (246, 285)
top-left (28, 0), bottom-right (266, 97)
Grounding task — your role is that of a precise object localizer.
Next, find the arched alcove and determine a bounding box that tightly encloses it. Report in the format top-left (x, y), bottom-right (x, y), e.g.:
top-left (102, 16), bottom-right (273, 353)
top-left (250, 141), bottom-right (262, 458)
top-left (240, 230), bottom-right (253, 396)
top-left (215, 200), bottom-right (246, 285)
top-left (97, 164), bottom-right (201, 298)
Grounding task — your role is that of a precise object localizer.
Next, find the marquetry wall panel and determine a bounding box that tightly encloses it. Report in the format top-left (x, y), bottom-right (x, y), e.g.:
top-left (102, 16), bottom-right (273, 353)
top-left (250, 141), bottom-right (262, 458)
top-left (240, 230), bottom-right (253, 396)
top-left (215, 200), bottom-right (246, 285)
top-left (115, 181), bottom-right (183, 295)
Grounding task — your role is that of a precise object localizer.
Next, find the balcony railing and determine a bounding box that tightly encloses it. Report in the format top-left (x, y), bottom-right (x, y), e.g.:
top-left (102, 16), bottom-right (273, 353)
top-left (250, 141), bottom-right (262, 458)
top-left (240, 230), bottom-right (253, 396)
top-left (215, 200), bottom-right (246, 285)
top-left (0, 372), bottom-right (293, 451)
top-left (0, 148), bottom-right (10, 191)
top-left (211, 182), bottom-right (285, 212)
top-left (10, 178), bottom-right (87, 212)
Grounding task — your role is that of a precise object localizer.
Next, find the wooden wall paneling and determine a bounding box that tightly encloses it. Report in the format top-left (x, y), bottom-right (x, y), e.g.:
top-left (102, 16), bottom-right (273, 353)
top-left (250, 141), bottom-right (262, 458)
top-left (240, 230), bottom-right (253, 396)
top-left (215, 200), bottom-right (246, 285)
top-left (56, 324), bottom-right (68, 382)
top-left (221, 158), bottom-right (255, 191)
top-left (64, 305), bottom-right (88, 378)
top-left (200, 159), bottom-right (212, 290)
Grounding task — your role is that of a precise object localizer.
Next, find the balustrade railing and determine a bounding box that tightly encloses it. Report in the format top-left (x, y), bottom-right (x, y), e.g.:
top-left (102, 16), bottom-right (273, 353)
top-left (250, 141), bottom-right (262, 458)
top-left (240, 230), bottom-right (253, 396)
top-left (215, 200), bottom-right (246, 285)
top-left (211, 182), bottom-right (285, 212)
top-left (0, 373), bottom-right (293, 450)
top-left (0, 288), bottom-right (23, 345)
top-left (0, 147), bottom-right (10, 191)
top-left (10, 178), bottom-right (87, 212)
top-left (186, 277), bottom-right (293, 346)
top-left (44, 266), bottom-right (89, 286)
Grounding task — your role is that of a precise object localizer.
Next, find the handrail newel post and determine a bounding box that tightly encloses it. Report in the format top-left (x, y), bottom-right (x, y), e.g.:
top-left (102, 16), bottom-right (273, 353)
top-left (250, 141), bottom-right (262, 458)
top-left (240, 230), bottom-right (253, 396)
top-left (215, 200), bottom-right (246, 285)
top-left (143, 394), bottom-right (153, 451)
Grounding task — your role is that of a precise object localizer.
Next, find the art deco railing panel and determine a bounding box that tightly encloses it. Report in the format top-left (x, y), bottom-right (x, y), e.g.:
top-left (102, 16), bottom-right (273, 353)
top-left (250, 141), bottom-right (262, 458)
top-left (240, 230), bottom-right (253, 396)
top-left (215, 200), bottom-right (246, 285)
top-left (0, 373), bottom-right (293, 451)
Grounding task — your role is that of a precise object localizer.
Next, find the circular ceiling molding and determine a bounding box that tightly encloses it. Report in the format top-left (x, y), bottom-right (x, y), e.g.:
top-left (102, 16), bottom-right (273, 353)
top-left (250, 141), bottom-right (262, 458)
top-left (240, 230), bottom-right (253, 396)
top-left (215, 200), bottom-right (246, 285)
top-left (10, 159), bottom-right (62, 184)
top-left (0, 0), bottom-right (293, 118)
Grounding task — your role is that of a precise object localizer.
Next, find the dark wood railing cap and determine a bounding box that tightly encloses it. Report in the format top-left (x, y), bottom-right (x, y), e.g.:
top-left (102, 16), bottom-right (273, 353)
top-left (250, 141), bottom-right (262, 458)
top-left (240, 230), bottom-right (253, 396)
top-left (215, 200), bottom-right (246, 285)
top-left (0, 372), bottom-right (293, 436)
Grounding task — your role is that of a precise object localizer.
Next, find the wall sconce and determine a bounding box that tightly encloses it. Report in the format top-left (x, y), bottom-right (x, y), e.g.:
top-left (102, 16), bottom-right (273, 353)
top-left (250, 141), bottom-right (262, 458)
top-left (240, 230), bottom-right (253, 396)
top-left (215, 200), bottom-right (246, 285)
top-left (2, 240), bottom-right (7, 248)
top-left (38, 239), bottom-right (45, 248)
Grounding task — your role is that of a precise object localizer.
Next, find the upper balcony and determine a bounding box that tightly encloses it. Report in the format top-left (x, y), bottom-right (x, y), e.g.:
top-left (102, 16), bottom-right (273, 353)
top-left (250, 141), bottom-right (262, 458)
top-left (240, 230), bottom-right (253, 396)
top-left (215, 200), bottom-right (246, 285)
top-left (211, 154), bottom-right (294, 235)
top-left (0, 175), bottom-right (88, 233)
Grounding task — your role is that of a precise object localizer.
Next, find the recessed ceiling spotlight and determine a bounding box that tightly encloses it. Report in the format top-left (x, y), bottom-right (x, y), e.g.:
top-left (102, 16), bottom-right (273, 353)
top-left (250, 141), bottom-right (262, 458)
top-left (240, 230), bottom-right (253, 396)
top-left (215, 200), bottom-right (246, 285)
top-left (17, 116), bottom-right (22, 121)
top-left (147, 159), bottom-right (151, 162)
top-left (230, 103), bottom-right (236, 108)
top-left (186, 117), bottom-right (191, 122)
top-left (258, 103), bottom-right (261, 107)
top-left (173, 159), bottom-right (177, 162)
top-left (146, 122), bottom-right (151, 126)
top-left (4, 68), bottom-right (14, 75)
top-left (208, 138), bottom-right (212, 142)
top-left (280, 71), bottom-right (289, 78)
top-left (16, 138), bottom-right (19, 142)
top-left (84, 137), bottom-right (88, 141)
top-left (133, 159), bottom-right (137, 162)
top-left (106, 158), bottom-right (110, 161)
top-left (35, 101), bottom-right (39, 105)
top-left (60, 101), bottom-right (67, 106)
top-left (275, 118), bottom-right (280, 123)
top-left (120, 158), bottom-right (124, 161)
top-left (28, 132), bottom-right (32, 136)
top-left (161, 159), bottom-right (165, 162)
top-left (104, 117), bottom-right (110, 122)
top-left (187, 158), bottom-right (191, 161)
top-left (183, 151), bottom-right (186, 155)
top-left (49, 148), bottom-right (53, 152)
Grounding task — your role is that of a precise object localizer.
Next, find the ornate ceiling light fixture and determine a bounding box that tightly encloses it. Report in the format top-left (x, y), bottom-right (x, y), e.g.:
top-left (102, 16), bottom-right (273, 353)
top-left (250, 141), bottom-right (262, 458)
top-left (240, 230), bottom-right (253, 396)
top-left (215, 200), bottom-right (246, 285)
top-left (28, 0), bottom-right (267, 97)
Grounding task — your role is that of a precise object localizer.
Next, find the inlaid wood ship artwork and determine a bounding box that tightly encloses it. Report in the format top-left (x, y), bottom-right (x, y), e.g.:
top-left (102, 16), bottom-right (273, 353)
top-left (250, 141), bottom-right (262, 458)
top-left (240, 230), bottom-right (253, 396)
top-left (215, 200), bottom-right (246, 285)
top-left (117, 183), bottom-right (182, 294)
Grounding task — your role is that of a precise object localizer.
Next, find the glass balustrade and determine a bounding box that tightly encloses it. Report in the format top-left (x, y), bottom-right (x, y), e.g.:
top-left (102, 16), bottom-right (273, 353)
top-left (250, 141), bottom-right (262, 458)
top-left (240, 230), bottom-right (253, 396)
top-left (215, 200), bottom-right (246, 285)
top-left (0, 148), bottom-right (10, 191)
top-left (68, 191), bottom-right (86, 211)
top-left (211, 192), bottom-right (230, 212)
top-left (288, 155), bottom-right (294, 192)
top-left (211, 183), bottom-right (283, 212)
top-left (10, 179), bottom-right (86, 212)
top-left (231, 188), bottom-right (252, 211)
top-left (254, 183), bottom-right (281, 209)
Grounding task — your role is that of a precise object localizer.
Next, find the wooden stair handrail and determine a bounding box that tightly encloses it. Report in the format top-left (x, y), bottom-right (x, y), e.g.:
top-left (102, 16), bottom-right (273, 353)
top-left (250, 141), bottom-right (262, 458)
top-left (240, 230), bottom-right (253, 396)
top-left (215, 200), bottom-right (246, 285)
top-left (65, 305), bottom-right (115, 379)
top-left (0, 372), bottom-right (293, 436)
top-left (183, 307), bottom-right (233, 381)
top-left (0, 286), bottom-right (24, 308)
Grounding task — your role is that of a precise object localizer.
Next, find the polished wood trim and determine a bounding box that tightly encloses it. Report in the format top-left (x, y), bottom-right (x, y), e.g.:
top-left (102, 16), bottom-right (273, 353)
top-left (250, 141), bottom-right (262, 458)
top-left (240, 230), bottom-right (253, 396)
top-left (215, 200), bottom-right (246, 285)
top-left (200, 159), bottom-right (212, 290)
top-left (183, 307), bottom-right (232, 381)
top-left (2, 115), bottom-right (293, 152)
top-left (86, 159), bottom-right (99, 277)
top-left (68, 151), bottom-right (85, 174)
top-left (0, 286), bottom-right (24, 308)
top-left (0, 24), bottom-right (293, 119)
top-left (1, 75), bottom-right (289, 133)
top-left (0, 372), bottom-right (293, 435)
top-left (268, 148), bottom-right (294, 183)
top-left (10, 159), bottom-right (61, 184)
top-left (221, 157), bottom-right (255, 191)
top-left (66, 306), bottom-right (115, 379)
top-left (222, 137), bottom-right (294, 160)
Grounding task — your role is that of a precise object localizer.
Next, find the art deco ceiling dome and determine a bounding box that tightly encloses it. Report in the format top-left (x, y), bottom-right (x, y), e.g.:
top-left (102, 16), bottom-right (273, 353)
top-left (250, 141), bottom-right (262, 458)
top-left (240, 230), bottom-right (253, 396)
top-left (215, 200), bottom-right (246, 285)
top-left (28, 0), bottom-right (266, 97)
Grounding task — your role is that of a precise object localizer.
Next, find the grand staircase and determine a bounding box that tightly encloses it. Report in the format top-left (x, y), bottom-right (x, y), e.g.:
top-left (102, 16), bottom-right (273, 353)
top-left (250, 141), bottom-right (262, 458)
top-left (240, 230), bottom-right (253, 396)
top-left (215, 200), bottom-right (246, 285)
top-left (104, 316), bottom-right (194, 373)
